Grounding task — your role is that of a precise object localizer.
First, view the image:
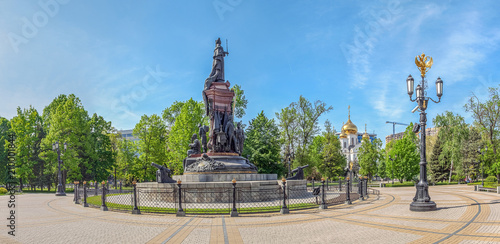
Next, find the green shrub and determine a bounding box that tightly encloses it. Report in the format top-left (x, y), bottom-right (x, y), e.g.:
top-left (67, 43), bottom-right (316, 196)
top-left (0, 187), bottom-right (8, 194)
top-left (485, 176), bottom-right (497, 182)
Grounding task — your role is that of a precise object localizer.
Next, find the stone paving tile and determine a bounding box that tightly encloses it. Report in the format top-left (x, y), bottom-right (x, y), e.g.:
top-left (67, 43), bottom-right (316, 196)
top-left (369, 203), bottom-right (467, 220)
top-left (238, 220), bottom-right (422, 243)
top-left (347, 214), bottom-right (450, 230)
top-left (458, 240), bottom-right (500, 244)
top-left (180, 228), bottom-right (211, 244)
top-left (476, 225), bottom-right (500, 234)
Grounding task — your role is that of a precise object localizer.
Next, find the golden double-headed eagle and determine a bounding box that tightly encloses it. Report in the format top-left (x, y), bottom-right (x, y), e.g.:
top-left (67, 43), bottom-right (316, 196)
top-left (415, 53), bottom-right (433, 77)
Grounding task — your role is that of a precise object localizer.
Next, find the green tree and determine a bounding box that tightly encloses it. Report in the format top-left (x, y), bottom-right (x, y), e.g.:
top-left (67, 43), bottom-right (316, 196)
top-left (134, 114), bottom-right (168, 181)
top-left (358, 138), bottom-right (383, 180)
top-left (433, 111), bottom-right (468, 181)
top-left (389, 124), bottom-right (420, 182)
top-left (243, 111), bottom-right (285, 176)
top-left (316, 121), bottom-right (345, 179)
top-left (275, 105), bottom-right (298, 170)
top-left (164, 98), bottom-right (207, 174)
top-left (428, 137), bottom-right (449, 182)
top-left (231, 84), bottom-right (248, 119)
top-left (87, 114), bottom-right (115, 182)
top-left (377, 153), bottom-right (387, 179)
top-left (0, 117), bottom-right (11, 185)
top-left (42, 94), bottom-right (91, 184)
top-left (308, 134), bottom-right (325, 177)
top-left (464, 86), bottom-right (500, 181)
top-left (276, 96), bottom-right (332, 174)
top-left (460, 126), bottom-right (482, 179)
top-left (10, 106), bottom-right (46, 190)
top-left (384, 140), bottom-right (395, 182)
top-left (116, 138), bottom-right (138, 185)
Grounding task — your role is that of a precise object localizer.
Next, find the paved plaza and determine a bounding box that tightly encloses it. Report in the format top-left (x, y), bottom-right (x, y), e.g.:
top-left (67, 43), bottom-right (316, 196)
top-left (0, 185), bottom-right (499, 243)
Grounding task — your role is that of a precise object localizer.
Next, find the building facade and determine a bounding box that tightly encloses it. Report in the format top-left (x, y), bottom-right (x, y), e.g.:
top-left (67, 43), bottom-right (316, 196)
top-left (336, 107), bottom-right (377, 172)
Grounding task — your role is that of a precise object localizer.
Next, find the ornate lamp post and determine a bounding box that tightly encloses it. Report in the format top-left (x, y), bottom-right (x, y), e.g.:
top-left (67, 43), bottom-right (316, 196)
top-left (52, 141), bottom-right (68, 196)
top-left (406, 53), bottom-right (443, 212)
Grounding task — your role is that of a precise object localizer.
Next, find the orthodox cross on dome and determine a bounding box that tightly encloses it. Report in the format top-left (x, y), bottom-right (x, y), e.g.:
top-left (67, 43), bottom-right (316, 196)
top-left (348, 105), bottom-right (351, 120)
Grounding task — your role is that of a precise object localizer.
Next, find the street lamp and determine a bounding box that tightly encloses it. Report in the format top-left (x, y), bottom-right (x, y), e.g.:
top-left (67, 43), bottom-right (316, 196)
top-left (407, 53), bottom-right (443, 212)
top-left (52, 141), bottom-right (68, 196)
top-left (478, 146), bottom-right (487, 187)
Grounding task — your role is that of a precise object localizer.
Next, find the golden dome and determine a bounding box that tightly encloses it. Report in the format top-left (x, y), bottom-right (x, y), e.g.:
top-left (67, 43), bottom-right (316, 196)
top-left (342, 106), bottom-right (357, 135)
top-left (339, 122), bottom-right (347, 138)
top-left (362, 124), bottom-right (370, 140)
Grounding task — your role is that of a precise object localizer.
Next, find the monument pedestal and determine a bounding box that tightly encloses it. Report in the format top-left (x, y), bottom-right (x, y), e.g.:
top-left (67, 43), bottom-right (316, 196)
top-left (183, 153), bottom-right (258, 175)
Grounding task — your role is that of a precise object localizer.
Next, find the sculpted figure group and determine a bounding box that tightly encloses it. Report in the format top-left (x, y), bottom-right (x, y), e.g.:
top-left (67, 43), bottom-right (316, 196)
top-left (187, 122), bottom-right (245, 156)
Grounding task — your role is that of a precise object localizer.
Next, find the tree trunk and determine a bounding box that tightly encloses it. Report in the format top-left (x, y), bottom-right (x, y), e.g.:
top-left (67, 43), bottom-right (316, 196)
top-left (448, 160), bottom-right (453, 183)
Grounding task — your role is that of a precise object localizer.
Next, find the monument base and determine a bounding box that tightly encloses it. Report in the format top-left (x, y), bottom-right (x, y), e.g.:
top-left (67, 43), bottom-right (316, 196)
top-left (410, 201), bottom-right (437, 211)
top-left (173, 173), bottom-right (277, 182)
top-left (137, 180), bottom-right (306, 203)
top-left (183, 154), bottom-right (258, 174)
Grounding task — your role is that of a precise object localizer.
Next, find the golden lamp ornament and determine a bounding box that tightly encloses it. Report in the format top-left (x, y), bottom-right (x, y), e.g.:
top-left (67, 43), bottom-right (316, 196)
top-left (415, 53), bottom-right (433, 77)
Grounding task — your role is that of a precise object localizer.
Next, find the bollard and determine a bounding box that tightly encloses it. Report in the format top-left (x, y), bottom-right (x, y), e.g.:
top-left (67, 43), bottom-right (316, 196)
top-left (101, 181), bottom-right (108, 211)
top-left (497, 186), bottom-right (500, 194)
top-left (132, 181), bottom-right (141, 214)
top-left (83, 181), bottom-right (89, 207)
top-left (231, 179), bottom-right (238, 217)
top-left (320, 178), bottom-right (327, 209)
top-left (280, 178), bottom-right (289, 214)
top-left (345, 177), bottom-right (351, 204)
top-left (176, 180), bottom-right (185, 217)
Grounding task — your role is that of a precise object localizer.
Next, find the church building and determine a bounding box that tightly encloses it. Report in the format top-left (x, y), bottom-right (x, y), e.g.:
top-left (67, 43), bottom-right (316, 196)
top-left (336, 106), bottom-right (377, 170)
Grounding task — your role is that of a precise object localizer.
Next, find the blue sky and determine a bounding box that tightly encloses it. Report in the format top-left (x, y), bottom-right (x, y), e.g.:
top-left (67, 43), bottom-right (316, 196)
top-left (1, 0), bottom-right (499, 144)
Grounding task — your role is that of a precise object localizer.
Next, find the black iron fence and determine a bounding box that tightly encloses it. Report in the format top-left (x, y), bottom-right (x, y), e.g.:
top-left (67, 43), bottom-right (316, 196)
top-left (74, 179), bottom-right (378, 216)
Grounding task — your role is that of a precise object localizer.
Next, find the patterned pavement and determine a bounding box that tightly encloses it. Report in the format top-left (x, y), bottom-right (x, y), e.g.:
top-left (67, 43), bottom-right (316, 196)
top-left (0, 185), bottom-right (499, 243)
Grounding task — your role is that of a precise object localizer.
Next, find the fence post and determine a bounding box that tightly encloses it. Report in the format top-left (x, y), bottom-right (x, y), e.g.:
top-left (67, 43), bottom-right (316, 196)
top-left (231, 179), bottom-right (238, 217)
top-left (73, 181), bottom-right (77, 202)
top-left (83, 181), bottom-right (89, 207)
top-left (95, 181), bottom-right (98, 196)
top-left (74, 181), bottom-right (80, 204)
top-left (176, 180), bottom-right (185, 217)
top-left (280, 178), bottom-right (289, 214)
top-left (358, 177), bottom-right (366, 201)
top-left (364, 177), bottom-right (369, 199)
top-left (339, 179), bottom-right (342, 191)
top-left (132, 181), bottom-right (141, 214)
top-left (320, 178), bottom-right (327, 209)
top-left (100, 181), bottom-right (108, 211)
top-left (312, 177), bottom-right (315, 189)
top-left (326, 178), bottom-right (329, 191)
top-left (345, 177), bottom-right (351, 204)
top-left (119, 181), bottom-right (123, 193)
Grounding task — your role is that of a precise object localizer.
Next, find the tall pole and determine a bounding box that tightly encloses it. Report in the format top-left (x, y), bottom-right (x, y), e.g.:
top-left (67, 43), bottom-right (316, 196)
top-left (407, 53), bottom-right (442, 212)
